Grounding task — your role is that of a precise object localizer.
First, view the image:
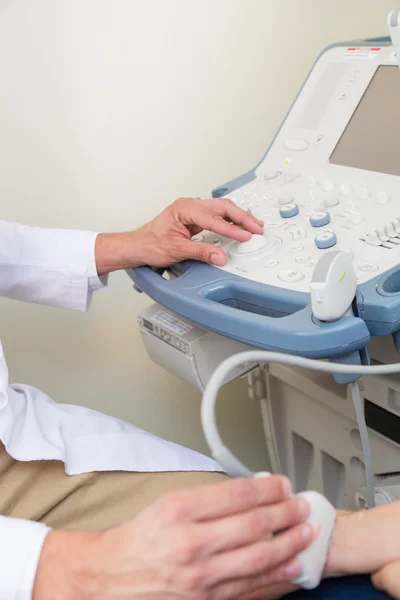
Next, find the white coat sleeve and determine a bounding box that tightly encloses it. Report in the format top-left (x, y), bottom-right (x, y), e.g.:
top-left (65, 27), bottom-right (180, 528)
top-left (0, 515), bottom-right (51, 599)
top-left (0, 220), bottom-right (108, 311)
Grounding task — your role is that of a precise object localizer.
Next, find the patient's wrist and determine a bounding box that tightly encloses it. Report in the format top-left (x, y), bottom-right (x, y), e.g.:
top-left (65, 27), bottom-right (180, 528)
top-left (324, 502), bottom-right (400, 579)
top-left (323, 511), bottom-right (354, 578)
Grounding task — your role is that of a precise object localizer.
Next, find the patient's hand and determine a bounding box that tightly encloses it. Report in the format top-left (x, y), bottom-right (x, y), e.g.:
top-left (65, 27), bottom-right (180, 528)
top-left (325, 502), bottom-right (400, 578)
top-left (237, 501), bottom-right (400, 599)
top-left (372, 559), bottom-right (400, 599)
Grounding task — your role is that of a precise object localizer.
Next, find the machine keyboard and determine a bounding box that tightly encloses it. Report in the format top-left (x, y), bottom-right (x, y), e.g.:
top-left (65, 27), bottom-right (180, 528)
top-left (196, 170), bottom-right (400, 293)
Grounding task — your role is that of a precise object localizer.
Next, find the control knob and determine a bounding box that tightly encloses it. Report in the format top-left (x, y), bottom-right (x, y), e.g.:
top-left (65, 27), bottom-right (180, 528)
top-left (228, 234), bottom-right (281, 262)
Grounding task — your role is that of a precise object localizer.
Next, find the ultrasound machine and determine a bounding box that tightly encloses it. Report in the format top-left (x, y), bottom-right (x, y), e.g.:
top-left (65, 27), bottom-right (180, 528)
top-left (128, 11), bottom-right (400, 527)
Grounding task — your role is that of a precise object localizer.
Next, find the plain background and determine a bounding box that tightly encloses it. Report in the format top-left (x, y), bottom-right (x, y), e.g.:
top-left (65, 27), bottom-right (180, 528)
top-left (0, 0), bottom-right (396, 470)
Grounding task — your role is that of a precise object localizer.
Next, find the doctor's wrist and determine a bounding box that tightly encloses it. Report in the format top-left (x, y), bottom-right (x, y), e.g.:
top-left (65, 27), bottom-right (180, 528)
top-left (33, 529), bottom-right (101, 600)
top-left (95, 230), bottom-right (149, 276)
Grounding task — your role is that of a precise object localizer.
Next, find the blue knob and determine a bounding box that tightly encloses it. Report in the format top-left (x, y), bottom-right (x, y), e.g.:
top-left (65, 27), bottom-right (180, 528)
top-left (315, 231), bottom-right (337, 249)
top-left (279, 203), bottom-right (299, 219)
top-left (310, 211), bottom-right (331, 227)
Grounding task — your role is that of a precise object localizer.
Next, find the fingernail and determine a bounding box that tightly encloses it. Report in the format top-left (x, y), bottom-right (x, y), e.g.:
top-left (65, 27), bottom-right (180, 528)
top-left (297, 497), bottom-right (311, 518)
top-left (281, 477), bottom-right (292, 497)
top-left (302, 523), bottom-right (313, 543)
top-left (211, 253), bottom-right (225, 266)
top-left (285, 560), bottom-right (301, 579)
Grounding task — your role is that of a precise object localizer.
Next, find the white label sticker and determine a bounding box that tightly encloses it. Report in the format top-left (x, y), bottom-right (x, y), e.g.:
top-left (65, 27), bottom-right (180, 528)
top-left (343, 47), bottom-right (381, 60)
top-left (153, 311), bottom-right (193, 335)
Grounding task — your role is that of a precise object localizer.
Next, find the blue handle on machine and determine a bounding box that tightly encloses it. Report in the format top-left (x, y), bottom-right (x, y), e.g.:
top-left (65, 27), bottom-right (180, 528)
top-left (127, 261), bottom-right (370, 360)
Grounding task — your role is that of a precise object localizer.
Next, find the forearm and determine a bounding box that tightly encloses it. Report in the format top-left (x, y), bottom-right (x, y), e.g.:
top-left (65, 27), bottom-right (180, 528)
top-left (325, 503), bottom-right (400, 578)
top-left (240, 503), bottom-right (400, 600)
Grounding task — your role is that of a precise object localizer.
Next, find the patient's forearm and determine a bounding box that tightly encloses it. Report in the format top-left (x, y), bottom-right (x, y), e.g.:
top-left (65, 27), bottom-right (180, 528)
top-left (241, 502), bottom-right (400, 600)
top-left (325, 502), bottom-right (400, 578)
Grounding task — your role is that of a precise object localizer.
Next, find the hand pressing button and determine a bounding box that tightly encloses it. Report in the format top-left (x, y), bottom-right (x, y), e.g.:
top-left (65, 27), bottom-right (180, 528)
top-left (228, 234), bottom-right (280, 262)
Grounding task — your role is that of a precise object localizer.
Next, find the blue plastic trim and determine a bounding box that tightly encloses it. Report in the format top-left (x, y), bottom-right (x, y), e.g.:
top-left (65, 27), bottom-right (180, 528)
top-left (357, 267), bottom-right (400, 335)
top-left (329, 348), bottom-right (370, 385)
top-left (365, 36), bottom-right (391, 42)
top-left (127, 262), bottom-right (370, 359)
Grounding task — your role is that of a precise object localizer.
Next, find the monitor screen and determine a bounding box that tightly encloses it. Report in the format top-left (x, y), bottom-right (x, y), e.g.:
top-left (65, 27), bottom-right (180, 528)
top-left (330, 66), bottom-right (400, 177)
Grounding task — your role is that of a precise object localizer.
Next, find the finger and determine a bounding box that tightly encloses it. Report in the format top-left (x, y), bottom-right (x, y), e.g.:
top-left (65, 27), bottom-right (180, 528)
top-left (204, 521), bottom-right (313, 587)
top-left (186, 205), bottom-right (263, 241)
top-left (372, 561), bottom-right (400, 599)
top-left (174, 239), bottom-right (228, 266)
top-left (213, 561), bottom-right (301, 600)
top-left (237, 579), bottom-right (298, 600)
top-left (196, 496), bottom-right (310, 557)
top-left (207, 198), bottom-right (265, 230)
top-left (156, 476), bottom-right (293, 524)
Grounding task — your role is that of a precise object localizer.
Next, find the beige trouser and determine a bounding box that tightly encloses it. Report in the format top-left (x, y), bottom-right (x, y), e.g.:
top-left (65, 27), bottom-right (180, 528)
top-left (0, 444), bottom-right (227, 530)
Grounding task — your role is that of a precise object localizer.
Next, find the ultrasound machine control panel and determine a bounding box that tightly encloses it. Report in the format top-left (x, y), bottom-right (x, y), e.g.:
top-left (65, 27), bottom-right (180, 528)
top-left (128, 32), bottom-right (400, 381)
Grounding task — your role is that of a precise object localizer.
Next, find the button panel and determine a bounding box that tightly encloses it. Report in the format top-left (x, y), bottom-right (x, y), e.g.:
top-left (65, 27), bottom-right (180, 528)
top-left (361, 219), bottom-right (400, 249)
top-left (213, 168), bottom-right (400, 293)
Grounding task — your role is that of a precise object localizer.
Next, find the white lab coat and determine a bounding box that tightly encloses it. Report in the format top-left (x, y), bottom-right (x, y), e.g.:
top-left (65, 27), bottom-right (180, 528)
top-left (0, 220), bottom-right (220, 599)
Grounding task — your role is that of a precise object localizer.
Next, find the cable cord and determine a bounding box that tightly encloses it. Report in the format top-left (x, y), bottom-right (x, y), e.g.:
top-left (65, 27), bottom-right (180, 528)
top-left (350, 383), bottom-right (375, 509)
top-left (201, 351), bottom-right (400, 509)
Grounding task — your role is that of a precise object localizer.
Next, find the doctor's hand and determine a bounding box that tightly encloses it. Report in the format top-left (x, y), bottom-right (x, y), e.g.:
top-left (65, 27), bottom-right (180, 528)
top-left (95, 197), bottom-right (264, 275)
top-left (33, 475), bottom-right (313, 600)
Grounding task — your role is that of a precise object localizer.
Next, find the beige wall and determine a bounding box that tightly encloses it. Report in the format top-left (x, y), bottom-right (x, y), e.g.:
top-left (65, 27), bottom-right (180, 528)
top-left (0, 0), bottom-right (395, 470)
